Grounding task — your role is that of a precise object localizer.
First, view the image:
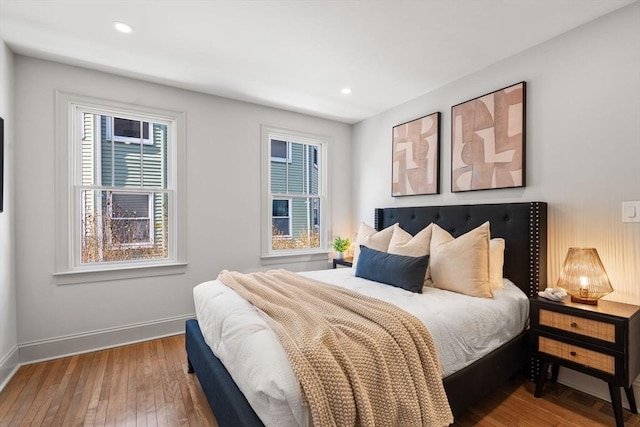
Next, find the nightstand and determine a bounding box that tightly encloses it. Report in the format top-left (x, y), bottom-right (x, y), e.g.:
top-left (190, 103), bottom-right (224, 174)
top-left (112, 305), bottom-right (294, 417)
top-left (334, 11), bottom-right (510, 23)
top-left (530, 297), bottom-right (640, 427)
top-left (332, 257), bottom-right (353, 269)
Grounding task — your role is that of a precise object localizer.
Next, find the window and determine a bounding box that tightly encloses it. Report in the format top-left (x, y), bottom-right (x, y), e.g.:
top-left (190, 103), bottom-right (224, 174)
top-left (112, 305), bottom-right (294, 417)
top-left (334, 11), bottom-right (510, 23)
top-left (270, 139), bottom-right (292, 163)
top-left (78, 110), bottom-right (168, 264)
top-left (108, 192), bottom-right (153, 246)
top-left (312, 146), bottom-right (318, 168)
top-left (106, 116), bottom-right (152, 145)
top-left (272, 198), bottom-right (291, 237)
top-left (262, 125), bottom-right (328, 256)
top-left (312, 198), bottom-right (320, 228)
top-left (55, 92), bottom-right (186, 280)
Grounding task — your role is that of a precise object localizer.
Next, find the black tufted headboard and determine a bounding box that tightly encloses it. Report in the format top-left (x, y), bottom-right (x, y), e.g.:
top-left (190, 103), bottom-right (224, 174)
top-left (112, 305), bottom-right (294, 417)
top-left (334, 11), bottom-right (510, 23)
top-left (374, 202), bottom-right (547, 296)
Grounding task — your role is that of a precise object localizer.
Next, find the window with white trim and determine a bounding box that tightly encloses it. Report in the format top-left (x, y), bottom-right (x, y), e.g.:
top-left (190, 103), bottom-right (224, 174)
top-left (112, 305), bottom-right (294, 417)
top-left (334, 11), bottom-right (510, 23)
top-left (270, 139), bottom-right (292, 163)
top-left (262, 126), bottom-right (328, 256)
top-left (108, 192), bottom-right (153, 246)
top-left (272, 198), bottom-right (292, 237)
top-left (55, 92), bottom-right (185, 276)
top-left (106, 116), bottom-right (152, 145)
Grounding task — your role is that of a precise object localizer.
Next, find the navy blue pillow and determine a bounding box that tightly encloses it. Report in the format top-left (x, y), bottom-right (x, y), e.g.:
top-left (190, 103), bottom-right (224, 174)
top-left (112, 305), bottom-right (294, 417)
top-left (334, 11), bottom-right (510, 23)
top-left (355, 245), bottom-right (429, 294)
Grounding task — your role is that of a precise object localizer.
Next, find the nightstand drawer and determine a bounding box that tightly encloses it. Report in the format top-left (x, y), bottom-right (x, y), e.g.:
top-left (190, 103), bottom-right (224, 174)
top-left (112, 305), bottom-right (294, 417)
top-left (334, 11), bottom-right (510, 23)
top-left (538, 336), bottom-right (615, 375)
top-left (539, 308), bottom-right (615, 343)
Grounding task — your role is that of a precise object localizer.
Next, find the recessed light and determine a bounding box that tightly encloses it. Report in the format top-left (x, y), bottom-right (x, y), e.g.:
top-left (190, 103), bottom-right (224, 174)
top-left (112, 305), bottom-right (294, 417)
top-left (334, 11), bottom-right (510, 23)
top-left (113, 21), bottom-right (133, 34)
top-left (341, 88), bottom-right (352, 95)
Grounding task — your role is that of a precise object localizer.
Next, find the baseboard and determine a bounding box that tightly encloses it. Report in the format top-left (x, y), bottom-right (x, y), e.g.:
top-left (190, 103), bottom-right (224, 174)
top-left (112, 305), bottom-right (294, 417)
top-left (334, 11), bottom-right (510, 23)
top-left (558, 368), bottom-right (640, 411)
top-left (18, 314), bottom-right (195, 364)
top-left (0, 345), bottom-right (20, 392)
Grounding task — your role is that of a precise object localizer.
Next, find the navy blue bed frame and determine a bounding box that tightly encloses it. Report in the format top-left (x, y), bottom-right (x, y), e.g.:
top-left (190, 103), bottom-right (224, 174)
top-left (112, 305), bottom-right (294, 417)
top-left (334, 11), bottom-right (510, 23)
top-left (186, 201), bottom-right (548, 426)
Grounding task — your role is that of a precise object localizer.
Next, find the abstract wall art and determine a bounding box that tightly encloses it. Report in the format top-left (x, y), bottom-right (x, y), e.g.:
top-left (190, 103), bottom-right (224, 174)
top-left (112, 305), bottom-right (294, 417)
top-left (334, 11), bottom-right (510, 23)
top-left (392, 111), bottom-right (440, 196)
top-left (451, 81), bottom-right (525, 192)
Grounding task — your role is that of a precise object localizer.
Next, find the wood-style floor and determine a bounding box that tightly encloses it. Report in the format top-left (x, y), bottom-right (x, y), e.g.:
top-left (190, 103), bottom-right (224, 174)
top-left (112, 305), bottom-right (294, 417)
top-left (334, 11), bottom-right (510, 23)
top-left (0, 335), bottom-right (216, 427)
top-left (1, 334), bottom-right (639, 426)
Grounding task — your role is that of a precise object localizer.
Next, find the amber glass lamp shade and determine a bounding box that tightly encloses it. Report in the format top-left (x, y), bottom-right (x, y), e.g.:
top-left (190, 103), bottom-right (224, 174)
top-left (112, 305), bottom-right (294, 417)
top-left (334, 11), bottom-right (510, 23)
top-left (557, 248), bottom-right (613, 305)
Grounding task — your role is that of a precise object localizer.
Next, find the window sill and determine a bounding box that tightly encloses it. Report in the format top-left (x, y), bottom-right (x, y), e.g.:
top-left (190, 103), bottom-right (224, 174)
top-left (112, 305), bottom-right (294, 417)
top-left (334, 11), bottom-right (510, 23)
top-left (260, 251), bottom-right (329, 266)
top-left (54, 262), bottom-right (188, 285)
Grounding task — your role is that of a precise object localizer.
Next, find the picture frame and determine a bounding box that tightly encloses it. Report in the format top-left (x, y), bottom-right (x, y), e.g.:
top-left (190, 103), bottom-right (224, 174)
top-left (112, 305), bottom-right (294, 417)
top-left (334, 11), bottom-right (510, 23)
top-left (0, 116), bottom-right (3, 213)
top-left (392, 111), bottom-right (440, 196)
top-left (451, 81), bottom-right (526, 192)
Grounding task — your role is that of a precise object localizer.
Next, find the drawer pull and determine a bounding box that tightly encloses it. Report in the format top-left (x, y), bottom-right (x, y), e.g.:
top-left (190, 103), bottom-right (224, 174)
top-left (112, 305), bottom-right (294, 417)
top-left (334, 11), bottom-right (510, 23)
top-left (570, 351), bottom-right (577, 356)
top-left (571, 322), bottom-right (578, 327)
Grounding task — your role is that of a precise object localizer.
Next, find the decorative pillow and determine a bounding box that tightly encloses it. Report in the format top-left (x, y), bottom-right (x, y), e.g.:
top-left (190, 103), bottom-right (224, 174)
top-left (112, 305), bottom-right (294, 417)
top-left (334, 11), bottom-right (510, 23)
top-left (355, 245), bottom-right (429, 294)
top-left (429, 222), bottom-right (493, 298)
top-left (490, 238), bottom-right (505, 290)
top-left (388, 224), bottom-right (433, 286)
top-left (352, 222), bottom-right (396, 268)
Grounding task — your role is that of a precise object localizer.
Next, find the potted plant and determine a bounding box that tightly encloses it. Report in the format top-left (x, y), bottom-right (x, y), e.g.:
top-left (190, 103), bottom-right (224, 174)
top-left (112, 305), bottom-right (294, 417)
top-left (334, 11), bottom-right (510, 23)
top-left (333, 237), bottom-right (350, 260)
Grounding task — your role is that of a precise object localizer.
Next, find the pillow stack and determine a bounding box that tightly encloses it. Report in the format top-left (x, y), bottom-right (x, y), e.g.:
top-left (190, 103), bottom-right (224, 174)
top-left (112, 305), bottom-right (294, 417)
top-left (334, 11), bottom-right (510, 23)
top-left (352, 222), bottom-right (396, 267)
top-left (429, 222), bottom-right (492, 298)
top-left (351, 220), bottom-right (505, 298)
top-left (387, 224), bottom-right (433, 287)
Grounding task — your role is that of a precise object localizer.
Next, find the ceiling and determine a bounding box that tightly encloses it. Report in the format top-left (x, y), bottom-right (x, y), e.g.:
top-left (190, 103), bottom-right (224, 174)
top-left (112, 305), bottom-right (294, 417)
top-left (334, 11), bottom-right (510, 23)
top-left (0, 0), bottom-right (635, 124)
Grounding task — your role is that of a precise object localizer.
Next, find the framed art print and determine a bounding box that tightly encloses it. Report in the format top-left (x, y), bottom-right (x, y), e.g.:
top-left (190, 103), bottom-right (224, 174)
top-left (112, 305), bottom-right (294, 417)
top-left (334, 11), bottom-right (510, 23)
top-left (0, 116), bottom-right (3, 212)
top-left (392, 111), bottom-right (440, 196)
top-left (451, 81), bottom-right (525, 192)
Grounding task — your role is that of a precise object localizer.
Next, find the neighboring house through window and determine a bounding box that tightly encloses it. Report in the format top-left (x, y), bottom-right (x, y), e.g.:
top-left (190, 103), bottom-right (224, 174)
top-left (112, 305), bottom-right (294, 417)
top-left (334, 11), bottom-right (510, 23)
top-left (80, 112), bottom-right (168, 262)
top-left (262, 125), bottom-right (328, 256)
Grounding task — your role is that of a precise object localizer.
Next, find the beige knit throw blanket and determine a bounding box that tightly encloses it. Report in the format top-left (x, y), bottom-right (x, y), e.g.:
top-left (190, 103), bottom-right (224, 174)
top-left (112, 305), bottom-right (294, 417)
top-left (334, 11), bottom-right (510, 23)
top-left (217, 269), bottom-right (453, 427)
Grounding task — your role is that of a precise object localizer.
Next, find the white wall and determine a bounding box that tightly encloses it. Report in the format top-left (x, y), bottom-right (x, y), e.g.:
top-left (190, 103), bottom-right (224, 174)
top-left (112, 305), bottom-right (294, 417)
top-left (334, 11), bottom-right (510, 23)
top-left (0, 41), bottom-right (18, 389)
top-left (13, 57), bottom-right (352, 361)
top-left (352, 3), bottom-right (639, 304)
top-left (352, 2), bottom-right (640, 406)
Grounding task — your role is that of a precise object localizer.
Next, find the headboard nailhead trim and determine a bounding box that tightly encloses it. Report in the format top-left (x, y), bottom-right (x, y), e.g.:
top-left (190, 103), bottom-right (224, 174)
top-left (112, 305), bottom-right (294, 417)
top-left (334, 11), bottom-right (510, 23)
top-left (529, 202), bottom-right (541, 297)
top-left (529, 202), bottom-right (543, 383)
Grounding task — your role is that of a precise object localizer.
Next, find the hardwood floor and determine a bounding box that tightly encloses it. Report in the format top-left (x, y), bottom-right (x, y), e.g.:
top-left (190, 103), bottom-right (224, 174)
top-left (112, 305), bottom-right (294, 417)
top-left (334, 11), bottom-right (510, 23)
top-left (454, 376), bottom-right (640, 427)
top-left (1, 334), bottom-right (638, 426)
top-left (0, 335), bottom-right (216, 427)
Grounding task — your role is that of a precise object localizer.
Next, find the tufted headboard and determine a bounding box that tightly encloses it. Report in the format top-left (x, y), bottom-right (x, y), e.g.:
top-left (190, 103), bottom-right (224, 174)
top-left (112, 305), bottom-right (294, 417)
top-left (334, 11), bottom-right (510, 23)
top-left (374, 202), bottom-right (547, 296)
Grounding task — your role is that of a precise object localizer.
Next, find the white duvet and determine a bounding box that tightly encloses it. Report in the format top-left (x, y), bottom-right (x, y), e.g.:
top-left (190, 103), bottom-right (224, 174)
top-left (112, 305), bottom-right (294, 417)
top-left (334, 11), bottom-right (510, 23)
top-left (193, 268), bottom-right (529, 427)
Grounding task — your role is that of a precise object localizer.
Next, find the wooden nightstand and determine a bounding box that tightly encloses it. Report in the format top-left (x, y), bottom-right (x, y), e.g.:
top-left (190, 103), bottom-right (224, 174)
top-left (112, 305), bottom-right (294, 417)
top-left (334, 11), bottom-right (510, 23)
top-left (332, 257), bottom-right (353, 269)
top-left (530, 297), bottom-right (640, 427)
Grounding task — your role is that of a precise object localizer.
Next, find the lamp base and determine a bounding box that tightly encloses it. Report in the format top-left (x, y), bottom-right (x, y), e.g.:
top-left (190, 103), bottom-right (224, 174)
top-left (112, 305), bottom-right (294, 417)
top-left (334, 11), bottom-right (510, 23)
top-left (570, 295), bottom-right (598, 305)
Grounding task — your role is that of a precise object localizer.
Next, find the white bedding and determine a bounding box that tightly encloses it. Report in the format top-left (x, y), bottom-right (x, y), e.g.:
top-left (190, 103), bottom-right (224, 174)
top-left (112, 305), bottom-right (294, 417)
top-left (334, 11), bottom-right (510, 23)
top-left (193, 268), bottom-right (529, 427)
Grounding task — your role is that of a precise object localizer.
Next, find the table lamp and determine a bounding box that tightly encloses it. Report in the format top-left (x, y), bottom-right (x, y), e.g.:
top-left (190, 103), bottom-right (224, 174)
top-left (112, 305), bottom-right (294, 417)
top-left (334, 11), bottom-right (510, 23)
top-left (557, 248), bottom-right (613, 304)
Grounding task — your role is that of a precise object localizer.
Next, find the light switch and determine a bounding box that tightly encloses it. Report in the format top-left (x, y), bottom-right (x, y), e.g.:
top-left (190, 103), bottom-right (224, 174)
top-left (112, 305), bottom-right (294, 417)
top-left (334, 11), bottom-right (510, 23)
top-left (622, 201), bottom-right (640, 223)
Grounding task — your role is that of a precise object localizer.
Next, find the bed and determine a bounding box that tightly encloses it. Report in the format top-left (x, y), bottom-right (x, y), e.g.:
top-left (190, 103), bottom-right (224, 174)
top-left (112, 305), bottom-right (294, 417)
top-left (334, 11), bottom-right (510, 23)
top-left (186, 201), bottom-right (548, 426)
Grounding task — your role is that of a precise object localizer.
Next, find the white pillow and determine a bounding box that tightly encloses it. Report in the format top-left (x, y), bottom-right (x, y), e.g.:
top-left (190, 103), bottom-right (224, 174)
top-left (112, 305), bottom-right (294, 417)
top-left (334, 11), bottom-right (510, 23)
top-left (490, 238), bottom-right (505, 290)
top-left (352, 222), bottom-right (396, 268)
top-left (429, 222), bottom-right (493, 298)
top-left (387, 224), bottom-right (433, 286)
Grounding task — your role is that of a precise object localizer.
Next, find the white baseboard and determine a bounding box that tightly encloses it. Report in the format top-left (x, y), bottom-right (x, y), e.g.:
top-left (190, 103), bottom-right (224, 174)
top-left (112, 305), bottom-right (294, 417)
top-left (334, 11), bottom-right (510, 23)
top-left (0, 345), bottom-right (20, 392)
top-left (558, 367), bottom-right (640, 410)
top-left (18, 314), bottom-right (195, 364)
